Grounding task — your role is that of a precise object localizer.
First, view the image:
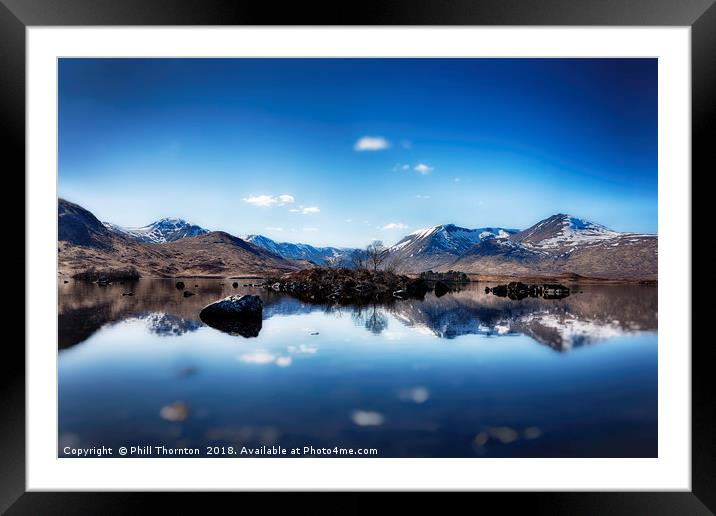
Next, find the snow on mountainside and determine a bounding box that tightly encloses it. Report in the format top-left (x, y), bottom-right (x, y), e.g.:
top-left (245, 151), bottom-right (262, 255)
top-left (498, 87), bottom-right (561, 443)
top-left (243, 234), bottom-right (356, 265)
top-left (103, 218), bottom-right (209, 244)
top-left (388, 224), bottom-right (518, 270)
top-left (450, 214), bottom-right (657, 280)
top-left (511, 214), bottom-right (622, 250)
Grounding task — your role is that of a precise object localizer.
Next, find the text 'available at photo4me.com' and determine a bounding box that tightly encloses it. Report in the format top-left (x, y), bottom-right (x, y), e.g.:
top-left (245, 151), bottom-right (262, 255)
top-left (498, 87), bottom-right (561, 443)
top-left (62, 444), bottom-right (380, 457)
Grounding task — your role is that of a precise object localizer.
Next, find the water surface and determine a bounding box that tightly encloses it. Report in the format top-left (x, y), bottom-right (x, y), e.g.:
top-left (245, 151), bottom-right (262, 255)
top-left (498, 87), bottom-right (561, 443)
top-left (58, 279), bottom-right (657, 457)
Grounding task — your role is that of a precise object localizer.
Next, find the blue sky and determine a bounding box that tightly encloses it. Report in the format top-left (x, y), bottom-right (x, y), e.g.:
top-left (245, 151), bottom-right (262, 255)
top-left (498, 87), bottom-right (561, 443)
top-left (59, 58), bottom-right (657, 248)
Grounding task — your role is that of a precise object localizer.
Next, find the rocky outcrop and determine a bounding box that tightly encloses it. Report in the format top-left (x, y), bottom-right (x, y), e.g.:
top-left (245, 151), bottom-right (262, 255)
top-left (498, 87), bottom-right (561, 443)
top-left (265, 268), bottom-right (431, 304)
top-left (199, 295), bottom-right (263, 337)
top-left (486, 282), bottom-right (570, 300)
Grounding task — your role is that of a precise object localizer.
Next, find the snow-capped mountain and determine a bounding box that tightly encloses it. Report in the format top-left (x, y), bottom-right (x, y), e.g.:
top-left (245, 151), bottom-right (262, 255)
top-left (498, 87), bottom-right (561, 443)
top-left (450, 214), bottom-right (657, 280)
top-left (511, 214), bottom-right (621, 251)
top-left (243, 234), bottom-right (356, 265)
top-left (388, 224), bottom-right (518, 270)
top-left (103, 218), bottom-right (209, 244)
top-left (61, 198), bottom-right (657, 280)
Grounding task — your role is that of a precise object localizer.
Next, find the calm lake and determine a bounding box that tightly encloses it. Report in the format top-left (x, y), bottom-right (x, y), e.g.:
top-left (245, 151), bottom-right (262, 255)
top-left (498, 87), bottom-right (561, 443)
top-left (58, 279), bottom-right (657, 458)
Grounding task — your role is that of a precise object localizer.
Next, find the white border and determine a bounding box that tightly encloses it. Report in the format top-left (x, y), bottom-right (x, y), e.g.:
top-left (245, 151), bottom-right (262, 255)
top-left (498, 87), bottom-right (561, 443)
top-left (27, 27), bottom-right (691, 491)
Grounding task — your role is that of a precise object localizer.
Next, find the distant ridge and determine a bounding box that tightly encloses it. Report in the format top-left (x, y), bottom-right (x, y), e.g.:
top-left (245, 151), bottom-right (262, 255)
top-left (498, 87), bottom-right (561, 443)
top-left (243, 234), bottom-right (356, 265)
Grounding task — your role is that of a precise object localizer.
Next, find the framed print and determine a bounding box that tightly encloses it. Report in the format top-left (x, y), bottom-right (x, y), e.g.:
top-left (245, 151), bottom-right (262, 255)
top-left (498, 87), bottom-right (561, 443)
top-left (4, 0), bottom-right (713, 512)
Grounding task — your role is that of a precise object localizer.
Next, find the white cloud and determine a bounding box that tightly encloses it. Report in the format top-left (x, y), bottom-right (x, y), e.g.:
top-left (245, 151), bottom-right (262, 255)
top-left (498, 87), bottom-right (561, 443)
top-left (415, 195), bottom-right (430, 199)
top-left (414, 163), bottom-right (433, 174)
top-left (382, 222), bottom-right (409, 230)
top-left (242, 194), bottom-right (295, 207)
top-left (290, 205), bottom-right (321, 214)
top-left (266, 227), bottom-right (284, 232)
top-left (354, 136), bottom-right (390, 151)
top-left (303, 227), bottom-right (319, 232)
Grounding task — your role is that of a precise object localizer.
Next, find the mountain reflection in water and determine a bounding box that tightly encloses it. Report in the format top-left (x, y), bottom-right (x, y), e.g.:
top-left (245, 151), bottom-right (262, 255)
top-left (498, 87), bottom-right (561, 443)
top-left (58, 278), bottom-right (657, 458)
top-left (59, 279), bottom-right (656, 352)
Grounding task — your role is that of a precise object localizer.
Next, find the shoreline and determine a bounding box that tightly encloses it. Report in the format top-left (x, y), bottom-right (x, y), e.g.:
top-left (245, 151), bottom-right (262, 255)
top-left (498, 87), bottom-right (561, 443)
top-left (58, 272), bottom-right (658, 285)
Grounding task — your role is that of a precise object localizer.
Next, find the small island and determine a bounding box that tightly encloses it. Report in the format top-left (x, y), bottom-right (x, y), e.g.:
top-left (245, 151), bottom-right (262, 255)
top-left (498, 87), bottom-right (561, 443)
top-left (265, 267), bottom-right (431, 304)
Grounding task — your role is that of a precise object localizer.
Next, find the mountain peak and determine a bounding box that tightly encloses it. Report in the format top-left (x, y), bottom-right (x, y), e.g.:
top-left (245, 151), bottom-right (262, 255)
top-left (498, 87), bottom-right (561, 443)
top-left (389, 223), bottom-right (519, 270)
top-left (103, 217), bottom-right (209, 244)
top-left (512, 213), bottom-right (618, 249)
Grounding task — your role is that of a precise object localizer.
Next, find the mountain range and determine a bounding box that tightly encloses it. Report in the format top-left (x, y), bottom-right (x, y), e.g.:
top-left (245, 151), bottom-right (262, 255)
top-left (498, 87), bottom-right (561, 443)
top-left (242, 234), bottom-right (355, 266)
top-left (58, 199), bottom-right (298, 278)
top-left (59, 199), bottom-right (657, 281)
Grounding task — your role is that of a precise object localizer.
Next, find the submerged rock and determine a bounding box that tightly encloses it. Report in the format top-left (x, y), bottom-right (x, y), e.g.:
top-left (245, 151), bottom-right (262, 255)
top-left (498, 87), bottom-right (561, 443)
top-left (232, 282), bottom-right (239, 288)
top-left (199, 294), bottom-right (263, 337)
top-left (175, 281), bottom-right (185, 290)
top-left (183, 290), bottom-right (195, 297)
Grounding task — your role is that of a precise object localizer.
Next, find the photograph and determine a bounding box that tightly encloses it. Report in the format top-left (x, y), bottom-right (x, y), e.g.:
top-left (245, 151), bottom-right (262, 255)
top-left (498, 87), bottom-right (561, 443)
top-left (57, 57), bottom-right (658, 459)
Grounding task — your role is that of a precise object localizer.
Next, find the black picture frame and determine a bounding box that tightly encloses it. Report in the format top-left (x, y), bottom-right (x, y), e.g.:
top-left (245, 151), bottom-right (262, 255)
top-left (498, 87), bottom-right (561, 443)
top-left (3, 0), bottom-right (711, 512)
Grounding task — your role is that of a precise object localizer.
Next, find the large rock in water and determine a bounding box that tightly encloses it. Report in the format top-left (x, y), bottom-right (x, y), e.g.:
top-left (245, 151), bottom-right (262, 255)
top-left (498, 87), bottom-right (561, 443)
top-left (434, 281), bottom-right (451, 298)
top-left (405, 278), bottom-right (429, 299)
top-left (199, 295), bottom-right (263, 337)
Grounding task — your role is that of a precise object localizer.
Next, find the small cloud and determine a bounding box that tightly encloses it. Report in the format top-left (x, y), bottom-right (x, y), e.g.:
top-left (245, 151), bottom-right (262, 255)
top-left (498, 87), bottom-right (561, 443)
top-left (242, 194), bottom-right (295, 207)
top-left (303, 227), bottom-right (319, 232)
top-left (290, 205), bottom-right (321, 214)
top-left (400, 139), bottom-right (412, 149)
top-left (265, 227), bottom-right (284, 232)
top-left (344, 218), bottom-right (353, 223)
top-left (415, 195), bottom-right (430, 199)
top-left (354, 136), bottom-right (389, 151)
top-left (382, 222), bottom-right (409, 230)
top-left (414, 163), bottom-right (433, 174)
top-left (454, 178), bottom-right (461, 182)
